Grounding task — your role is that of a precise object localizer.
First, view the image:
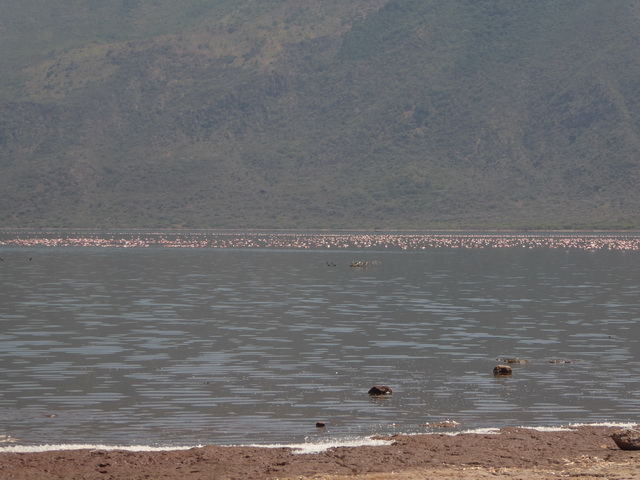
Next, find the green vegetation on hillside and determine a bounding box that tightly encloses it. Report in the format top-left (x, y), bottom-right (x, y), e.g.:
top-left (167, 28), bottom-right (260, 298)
top-left (1, 0), bottom-right (639, 230)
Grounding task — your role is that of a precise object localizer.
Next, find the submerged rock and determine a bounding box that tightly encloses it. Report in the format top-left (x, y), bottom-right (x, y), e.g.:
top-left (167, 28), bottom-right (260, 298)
top-left (493, 365), bottom-right (513, 376)
top-left (612, 429), bottom-right (640, 450)
top-left (368, 385), bottom-right (393, 396)
top-left (422, 420), bottom-right (460, 428)
top-left (350, 261), bottom-right (379, 268)
top-left (497, 358), bottom-right (531, 364)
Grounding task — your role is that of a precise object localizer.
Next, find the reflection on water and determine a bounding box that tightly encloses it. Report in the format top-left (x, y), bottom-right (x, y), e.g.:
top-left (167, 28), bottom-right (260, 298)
top-left (1, 237), bottom-right (640, 446)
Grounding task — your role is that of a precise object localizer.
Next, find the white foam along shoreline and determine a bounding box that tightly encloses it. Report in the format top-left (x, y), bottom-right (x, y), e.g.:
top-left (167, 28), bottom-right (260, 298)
top-left (0, 422), bottom-right (636, 455)
top-left (0, 443), bottom-right (201, 454)
top-left (0, 437), bottom-right (393, 455)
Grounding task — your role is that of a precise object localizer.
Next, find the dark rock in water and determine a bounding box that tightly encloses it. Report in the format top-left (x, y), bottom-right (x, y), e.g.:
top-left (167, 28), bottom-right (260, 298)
top-left (549, 359), bottom-right (573, 364)
top-left (612, 429), bottom-right (640, 450)
top-left (493, 365), bottom-right (513, 376)
top-left (315, 422), bottom-right (326, 428)
top-left (497, 358), bottom-right (530, 364)
top-left (368, 385), bottom-right (393, 396)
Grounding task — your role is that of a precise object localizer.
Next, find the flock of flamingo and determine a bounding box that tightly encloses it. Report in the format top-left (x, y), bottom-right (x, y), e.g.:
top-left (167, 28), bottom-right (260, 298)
top-left (2, 231), bottom-right (640, 251)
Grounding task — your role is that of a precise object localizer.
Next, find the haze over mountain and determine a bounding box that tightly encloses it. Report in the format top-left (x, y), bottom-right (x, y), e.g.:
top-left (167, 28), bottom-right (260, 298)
top-left (2, 0), bottom-right (640, 230)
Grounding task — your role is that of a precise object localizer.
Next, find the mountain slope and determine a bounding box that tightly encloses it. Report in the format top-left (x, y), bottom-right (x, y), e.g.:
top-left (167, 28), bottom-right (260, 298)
top-left (1, 0), bottom-right (640, 229)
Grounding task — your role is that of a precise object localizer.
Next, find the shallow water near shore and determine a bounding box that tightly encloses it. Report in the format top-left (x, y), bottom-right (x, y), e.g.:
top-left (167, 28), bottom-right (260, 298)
top-left (1, 232), bottom-right (640, 450)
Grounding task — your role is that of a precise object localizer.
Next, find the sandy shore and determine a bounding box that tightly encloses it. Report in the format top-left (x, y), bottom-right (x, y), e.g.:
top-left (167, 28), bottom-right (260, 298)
top-left (0, 426), bottom-right (638, 479)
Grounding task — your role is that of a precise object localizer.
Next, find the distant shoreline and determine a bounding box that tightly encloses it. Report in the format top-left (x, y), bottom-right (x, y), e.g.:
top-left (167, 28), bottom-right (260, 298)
top-left (3, 230), bottom-right (640, 251)
top-left (3, 227), bottom-right (640, 233)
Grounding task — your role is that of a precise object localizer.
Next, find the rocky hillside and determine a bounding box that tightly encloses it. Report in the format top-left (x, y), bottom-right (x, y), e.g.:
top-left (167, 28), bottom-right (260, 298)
top-left (2, 0), bottom-right (640, 229)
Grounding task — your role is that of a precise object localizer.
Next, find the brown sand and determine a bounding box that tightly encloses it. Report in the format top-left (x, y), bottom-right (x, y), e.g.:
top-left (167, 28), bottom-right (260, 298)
top-left (0, 426), bottom-right (638, 479)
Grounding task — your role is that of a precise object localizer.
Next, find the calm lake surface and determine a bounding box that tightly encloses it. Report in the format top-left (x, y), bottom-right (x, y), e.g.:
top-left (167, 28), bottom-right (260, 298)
top-left (1, 232), bottom-right (640, 448)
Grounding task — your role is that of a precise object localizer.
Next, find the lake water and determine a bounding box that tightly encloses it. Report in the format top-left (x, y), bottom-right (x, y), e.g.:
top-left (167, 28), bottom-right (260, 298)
top-left (1, 232), bottom-right (640, 450)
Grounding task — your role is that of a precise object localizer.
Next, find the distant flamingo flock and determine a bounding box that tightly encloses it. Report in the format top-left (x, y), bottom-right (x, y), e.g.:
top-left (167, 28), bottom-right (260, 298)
top-left (2, 232), bottom-right (640, 250)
